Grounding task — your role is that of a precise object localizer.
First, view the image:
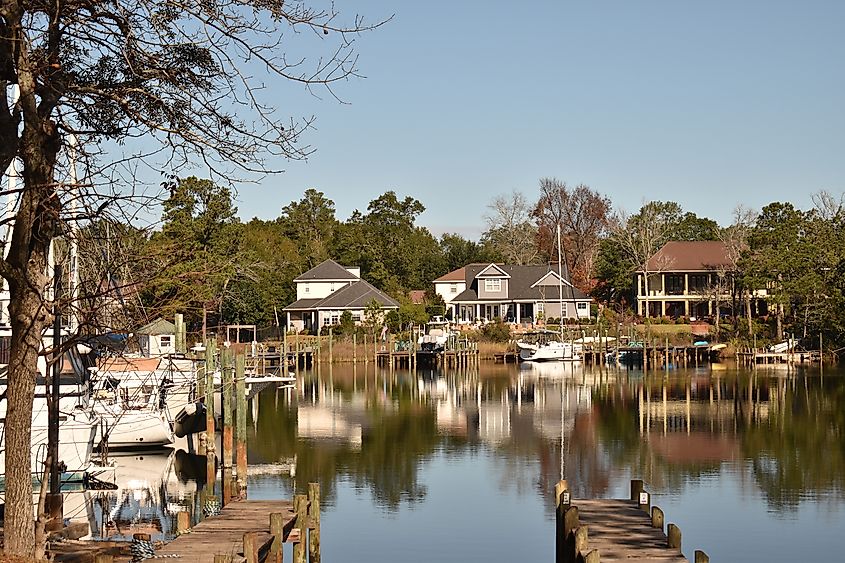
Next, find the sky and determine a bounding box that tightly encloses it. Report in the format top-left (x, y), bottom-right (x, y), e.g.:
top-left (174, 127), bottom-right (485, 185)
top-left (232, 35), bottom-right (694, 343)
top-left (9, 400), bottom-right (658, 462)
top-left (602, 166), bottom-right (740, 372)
top-left (230, 0), bottom-right (845, 239)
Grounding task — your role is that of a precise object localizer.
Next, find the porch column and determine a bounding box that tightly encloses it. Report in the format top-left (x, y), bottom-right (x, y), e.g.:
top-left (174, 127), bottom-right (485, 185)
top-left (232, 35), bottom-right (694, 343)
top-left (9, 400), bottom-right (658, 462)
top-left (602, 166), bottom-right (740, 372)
top-left (312, 311), bottom-right (316, 333)
top-left (661, 300), bottom-right (666, 316)
top-left (684, 273), bottom-right (689, 295)
top-left (286, 311), bottom-right (291, 331)
top-left (661, 274), bottom-right (666, 295)
top-left (515, 304), bottom-right (521, 324)
top-left (476, 303), bottom-right (480, 320)
top-left (684, 300), bottom-right (690, 316)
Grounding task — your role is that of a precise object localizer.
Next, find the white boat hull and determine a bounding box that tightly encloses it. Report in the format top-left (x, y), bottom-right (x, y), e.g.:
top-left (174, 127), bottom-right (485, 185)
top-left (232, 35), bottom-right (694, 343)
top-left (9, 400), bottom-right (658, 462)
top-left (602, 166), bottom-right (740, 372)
top-left (96, 411), bottom-right (174, 449)
top-left (517, 341), bottom-right (581, 362)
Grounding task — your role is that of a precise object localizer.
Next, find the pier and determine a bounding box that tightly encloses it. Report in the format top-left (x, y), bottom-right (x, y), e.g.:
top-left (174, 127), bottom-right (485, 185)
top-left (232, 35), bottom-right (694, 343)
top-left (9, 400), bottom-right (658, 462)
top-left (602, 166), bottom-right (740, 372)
top-left (554, 479), bottom-right (708, 563)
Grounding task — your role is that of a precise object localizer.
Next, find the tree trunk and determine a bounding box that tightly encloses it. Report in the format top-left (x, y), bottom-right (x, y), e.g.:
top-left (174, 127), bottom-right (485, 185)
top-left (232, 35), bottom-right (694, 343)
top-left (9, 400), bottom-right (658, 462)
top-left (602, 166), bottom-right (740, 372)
top-left (3, 114), bottom-right (60, 556)
top-left (776, 302), bottom-right (784, 342)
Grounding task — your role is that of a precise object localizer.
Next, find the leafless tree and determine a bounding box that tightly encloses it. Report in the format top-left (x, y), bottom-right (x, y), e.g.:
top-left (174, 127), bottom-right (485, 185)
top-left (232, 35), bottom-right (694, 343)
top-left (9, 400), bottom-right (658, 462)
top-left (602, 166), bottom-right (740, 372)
top-left (610, 204), bottom-right (676, 318)
top-left (719, 205), bottom-right (757, 337)
top-left (482, 190), bottom-right (541, 265)
top-left (532, 178), bottom-right (610, 290)
top-left (0, 1), bottom-right (386, 554)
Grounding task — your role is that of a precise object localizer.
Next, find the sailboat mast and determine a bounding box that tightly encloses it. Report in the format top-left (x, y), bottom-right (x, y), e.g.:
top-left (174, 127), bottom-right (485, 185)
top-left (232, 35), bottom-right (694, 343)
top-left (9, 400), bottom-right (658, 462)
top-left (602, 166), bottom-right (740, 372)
top-left (557, 224), bottom-right (564, 339)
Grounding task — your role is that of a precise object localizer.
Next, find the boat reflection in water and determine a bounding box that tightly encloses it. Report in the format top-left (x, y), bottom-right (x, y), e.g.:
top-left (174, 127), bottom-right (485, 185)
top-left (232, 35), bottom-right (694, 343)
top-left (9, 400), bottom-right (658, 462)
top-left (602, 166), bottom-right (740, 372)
top-left (59, 447), bottom-right (209, 541)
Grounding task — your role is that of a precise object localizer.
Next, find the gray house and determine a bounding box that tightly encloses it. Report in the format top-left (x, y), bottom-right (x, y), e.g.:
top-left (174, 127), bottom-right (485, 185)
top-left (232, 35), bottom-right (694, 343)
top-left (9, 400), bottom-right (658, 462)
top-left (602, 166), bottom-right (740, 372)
top-left (433, 263), bottom-right (592, 324)
top-left (283, 259), bottom-right (400, 333)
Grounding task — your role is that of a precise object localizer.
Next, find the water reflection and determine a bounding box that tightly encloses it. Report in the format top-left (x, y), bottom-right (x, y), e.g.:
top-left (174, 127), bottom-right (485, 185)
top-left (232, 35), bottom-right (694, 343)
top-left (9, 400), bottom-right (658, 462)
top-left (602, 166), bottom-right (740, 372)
top-left (62, 448), bottom-right (208, 541)
top-left (247, 363), bottom-right (845, 561)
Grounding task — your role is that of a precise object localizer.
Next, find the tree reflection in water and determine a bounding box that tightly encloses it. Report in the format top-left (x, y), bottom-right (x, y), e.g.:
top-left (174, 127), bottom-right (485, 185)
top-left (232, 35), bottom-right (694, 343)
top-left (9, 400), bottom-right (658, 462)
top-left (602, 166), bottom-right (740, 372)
top-left (247, 365), bottom-right (845, 520)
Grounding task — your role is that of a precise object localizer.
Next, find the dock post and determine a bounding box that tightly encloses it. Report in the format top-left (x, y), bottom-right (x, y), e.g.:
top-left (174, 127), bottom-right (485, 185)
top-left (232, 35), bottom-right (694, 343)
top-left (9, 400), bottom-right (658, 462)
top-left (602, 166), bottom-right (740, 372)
top-left (574, 526), bottom-right (589, 559)
top-left (363, 334), bottom-right (368, 365)
top-left (214, 556), bottom-right (233, 563)
top-left (328, 328), bottom-right (333, 365)
top-left (270, 512), bottom-right (284, 563)
top-left (353, 333), bottom-right (357, 364)
top-left (583, 551), bottom-right (600, 563)
top-left (222, 347), bottom-right (234, 504)
top-left (293, 494), bottom-right (308, 563)
top-left (243, 531), bottom-right (260, 563)
top-left (667, 523), bottom-right (682, 551)
top-left (630, 479), bottom-right (644, 501)
top-left (694, 550), bottom-right (709, 563)
top-left (295, 332), bottom-right (300, 375)
top-left (651, 506), bottom-right (665, 531)
top-left (235, 353), bottom-right (248, 497)
top-left (308, 482), bottom-right (321, 563)
top-left (94, 555), bottom-right (114, 563)
top-left (176, 511), bottom-right (191, 534)
top-left (205, 340), bottom-right (217, 489)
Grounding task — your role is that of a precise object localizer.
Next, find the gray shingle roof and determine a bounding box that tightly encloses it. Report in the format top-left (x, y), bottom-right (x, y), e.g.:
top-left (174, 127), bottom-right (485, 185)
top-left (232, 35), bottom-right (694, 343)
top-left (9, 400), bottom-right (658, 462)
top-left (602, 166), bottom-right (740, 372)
top-left (293, 259), bottom-right (359, 282)
top-left (283, 280), bottom-right (399, 311)
top-left (449, 264), bottom-right (590, 303)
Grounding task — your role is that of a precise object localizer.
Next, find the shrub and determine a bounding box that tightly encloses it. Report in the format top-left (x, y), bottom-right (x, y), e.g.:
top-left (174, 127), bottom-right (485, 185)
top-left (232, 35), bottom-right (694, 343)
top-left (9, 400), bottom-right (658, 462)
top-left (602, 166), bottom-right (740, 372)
top-left (480, 319), bottom-right (511, 343)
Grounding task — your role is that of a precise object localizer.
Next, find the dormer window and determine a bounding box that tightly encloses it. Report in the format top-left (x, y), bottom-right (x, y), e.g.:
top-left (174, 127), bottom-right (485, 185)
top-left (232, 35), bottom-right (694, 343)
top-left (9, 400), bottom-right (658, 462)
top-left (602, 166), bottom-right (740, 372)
top-left (485, 279), bottom-right (501, 292)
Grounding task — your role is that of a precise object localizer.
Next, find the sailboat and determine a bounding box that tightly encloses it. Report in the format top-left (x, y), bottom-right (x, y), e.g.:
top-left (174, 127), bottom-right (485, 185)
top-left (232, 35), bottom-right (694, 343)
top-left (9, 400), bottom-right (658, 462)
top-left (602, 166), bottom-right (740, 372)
top-left (516, 225), bottom-right (581, 362)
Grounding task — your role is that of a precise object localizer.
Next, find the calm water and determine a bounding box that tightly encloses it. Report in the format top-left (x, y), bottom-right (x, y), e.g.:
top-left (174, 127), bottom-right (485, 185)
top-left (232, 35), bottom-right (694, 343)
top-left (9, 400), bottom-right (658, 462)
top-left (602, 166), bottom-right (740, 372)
top-left (243, 362), bottom-right (845, 563)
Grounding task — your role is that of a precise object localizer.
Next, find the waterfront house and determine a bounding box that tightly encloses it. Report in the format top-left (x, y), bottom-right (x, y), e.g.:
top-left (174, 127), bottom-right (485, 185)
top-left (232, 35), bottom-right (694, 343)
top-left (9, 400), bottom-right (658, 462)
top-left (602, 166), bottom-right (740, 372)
top-left (635, 240), bottom-right (768, 319)
top-left (283, 259), bottom-right (400, 334)
top-left (433, 263), bottom-right (592, 324)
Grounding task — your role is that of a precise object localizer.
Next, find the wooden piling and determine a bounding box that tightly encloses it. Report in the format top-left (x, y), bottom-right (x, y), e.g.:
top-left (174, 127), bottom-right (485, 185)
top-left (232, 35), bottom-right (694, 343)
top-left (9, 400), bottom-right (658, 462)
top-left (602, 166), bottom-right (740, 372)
top-left (583, 550), bottom-right (601, 563)
top-left (176, 511), bottom-right (191, 534)
top-left (651, 506), bottom-right (664, 531)
top-left (270, 512), bottom-right (284, 563)
top-left (328, 328), bottom-right (333, 365)
top-left (293, 494), bottom-right (308, 563)
top-left (204, 340), bottom-right (216, 489)
top-left (94, 555), bottom-right (113, 563)
top-left (574, 526), bottom-right (589, 558)
top-left (243, 531), bottom-right (260, 563)
top-left (667, 523), bottom-right (682, 551)
top-left (222, 347), bottom-right (234, 504)
top-left (353, 333), bottom-right (357, 364)
top-left (630, 479), bottom-right (644, 501)
top-left (308, 482), bottom-right (321, 563)
top-left (214, 556), bottom-right (233, 563)
top-left (235, 353), bottom-right (248, 496)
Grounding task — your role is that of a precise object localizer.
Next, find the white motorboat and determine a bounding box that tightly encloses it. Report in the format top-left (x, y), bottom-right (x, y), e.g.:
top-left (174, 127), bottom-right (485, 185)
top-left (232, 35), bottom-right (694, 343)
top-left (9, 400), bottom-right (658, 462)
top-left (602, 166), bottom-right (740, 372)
top-left (517, 332), bottom-right (581, 362)
top-left (418, 316), bottom-right (455, 352)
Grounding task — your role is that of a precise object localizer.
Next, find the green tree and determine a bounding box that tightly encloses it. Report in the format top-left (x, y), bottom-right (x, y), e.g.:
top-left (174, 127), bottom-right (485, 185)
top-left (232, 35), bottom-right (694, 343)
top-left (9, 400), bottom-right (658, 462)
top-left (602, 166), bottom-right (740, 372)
top-left (142, 177), bottom-right (244, 327)
top-left (439, 232), bottom-right (500, 272)
top-left (279, 189), bottom-right (338, 269)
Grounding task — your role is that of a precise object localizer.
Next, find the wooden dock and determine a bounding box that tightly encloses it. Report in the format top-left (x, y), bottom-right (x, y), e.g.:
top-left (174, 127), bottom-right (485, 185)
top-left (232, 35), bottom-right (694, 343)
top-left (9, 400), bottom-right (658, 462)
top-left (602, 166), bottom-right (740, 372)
top-left (554, 480), bottom-right (709, 563)
top-left (155, 500), bottom-right (295, 562)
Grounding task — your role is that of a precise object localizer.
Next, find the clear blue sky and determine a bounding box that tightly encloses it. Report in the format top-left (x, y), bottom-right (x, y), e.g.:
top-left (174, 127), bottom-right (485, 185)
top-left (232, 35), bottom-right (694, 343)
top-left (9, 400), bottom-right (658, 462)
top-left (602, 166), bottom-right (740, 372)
top-left (233, 0), bottom-right (845, 239)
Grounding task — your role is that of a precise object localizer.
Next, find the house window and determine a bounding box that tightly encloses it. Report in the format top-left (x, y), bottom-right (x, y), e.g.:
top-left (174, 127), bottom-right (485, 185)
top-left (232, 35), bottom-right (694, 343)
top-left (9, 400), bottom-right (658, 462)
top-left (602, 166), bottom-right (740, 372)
top-left (484, 279), bottom-right (501, 292)
top-left (330, 283), bottom-right (335, 291)
top-left (323, 311), bottom-right (341, 326)
top-left (536, 303), bottom-right (545, 313)
top-left (450, 284), bottom-right (457, 293)
top-left (160, 335), bottom-right (173, 347)
top-left (304, 283), bottom-right (310, 294)
top-left (577, 302), bottom-right (587, 310)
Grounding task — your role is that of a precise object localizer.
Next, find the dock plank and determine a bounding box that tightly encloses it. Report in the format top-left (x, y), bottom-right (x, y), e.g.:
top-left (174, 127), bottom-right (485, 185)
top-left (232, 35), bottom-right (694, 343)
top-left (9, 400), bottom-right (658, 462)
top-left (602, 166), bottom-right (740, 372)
top-left (156, 500), bottom-right (295, 562)
top-left (574, 499), bottom-right (688, 562)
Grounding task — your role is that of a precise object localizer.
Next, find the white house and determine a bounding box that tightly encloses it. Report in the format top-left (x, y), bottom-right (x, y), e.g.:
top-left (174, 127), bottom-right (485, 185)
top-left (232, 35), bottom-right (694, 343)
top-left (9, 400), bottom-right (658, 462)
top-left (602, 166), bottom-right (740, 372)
top-left (283, 259), bottom-right (400, 334)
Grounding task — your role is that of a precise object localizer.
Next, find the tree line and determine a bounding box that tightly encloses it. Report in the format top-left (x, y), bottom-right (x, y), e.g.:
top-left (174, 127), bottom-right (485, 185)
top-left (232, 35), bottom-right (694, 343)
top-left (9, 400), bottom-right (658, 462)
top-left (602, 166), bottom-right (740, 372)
top-left (120, 177), bottom-right (845, 352)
